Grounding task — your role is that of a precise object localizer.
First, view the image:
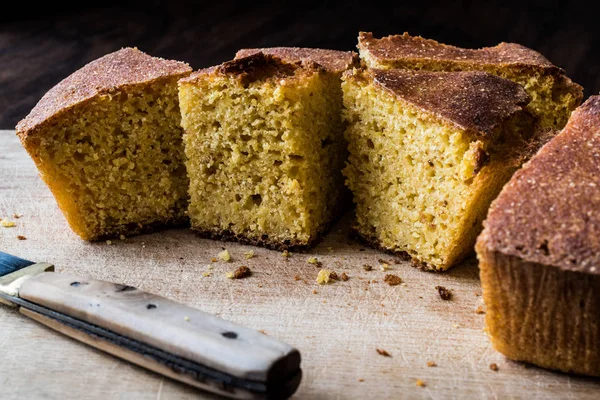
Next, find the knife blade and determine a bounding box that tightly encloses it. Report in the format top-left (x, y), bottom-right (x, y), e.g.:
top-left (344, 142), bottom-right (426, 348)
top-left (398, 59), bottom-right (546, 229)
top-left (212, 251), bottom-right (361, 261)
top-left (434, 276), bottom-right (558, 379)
top-left (0, 251), bottom-right (301, 399)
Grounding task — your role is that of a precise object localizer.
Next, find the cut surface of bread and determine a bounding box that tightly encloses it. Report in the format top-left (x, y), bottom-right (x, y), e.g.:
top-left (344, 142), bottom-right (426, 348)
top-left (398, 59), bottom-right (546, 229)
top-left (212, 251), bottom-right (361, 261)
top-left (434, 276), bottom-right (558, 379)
top-left (342, 68), bottom-right (548, 270)
top-left (16, 48), bottom-right (192, 240)
top-left (476, 96), bottom-right (600, 376)
top-left (358, 32), bottom-right (583, 131)
top-left (179, 53), bottom-right (349, 250)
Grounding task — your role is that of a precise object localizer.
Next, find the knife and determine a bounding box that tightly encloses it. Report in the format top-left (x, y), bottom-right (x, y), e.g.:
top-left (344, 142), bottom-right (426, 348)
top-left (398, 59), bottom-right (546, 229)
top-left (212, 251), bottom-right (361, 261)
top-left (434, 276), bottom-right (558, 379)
top-left (0, 251), bottom-right (301, 399)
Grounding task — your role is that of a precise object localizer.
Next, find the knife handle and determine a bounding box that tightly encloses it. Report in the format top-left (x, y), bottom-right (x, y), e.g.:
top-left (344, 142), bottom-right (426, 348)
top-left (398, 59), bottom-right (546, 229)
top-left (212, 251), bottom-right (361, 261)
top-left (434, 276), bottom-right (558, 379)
top-left (16, 272), bottom-right (301, 400)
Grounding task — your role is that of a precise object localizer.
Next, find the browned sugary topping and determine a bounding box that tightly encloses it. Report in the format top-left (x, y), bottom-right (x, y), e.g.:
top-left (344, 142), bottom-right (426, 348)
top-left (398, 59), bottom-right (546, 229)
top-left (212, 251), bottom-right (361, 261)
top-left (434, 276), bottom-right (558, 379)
top-left (355, 68), bottom-right (530, 138)
top-left (376, 348), bottom-right (391, 357)
top-left (17, 48), bottom-right (191, 137)
top-left (489, 363), bottom-right (499, 371)
top-left (183, 52), bottom-right (324, 87)
top-left (235, 47), bottom-right (359, 74)
top-left (358, 32), bottom-right (560, 72)
top-left (384, 274), bottom-right (403, 286)
top-left (479, 96), bottom-right (600, 274)
top-left (232, 266), bottom-right (251, 279)
top-left (435, 285), bottom-right (452, 300)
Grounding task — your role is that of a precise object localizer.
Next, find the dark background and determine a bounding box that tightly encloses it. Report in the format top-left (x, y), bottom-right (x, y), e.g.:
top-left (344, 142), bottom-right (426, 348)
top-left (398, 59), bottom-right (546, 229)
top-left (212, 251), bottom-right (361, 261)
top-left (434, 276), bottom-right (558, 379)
top-left (2, 0), bottom-right (599, 129)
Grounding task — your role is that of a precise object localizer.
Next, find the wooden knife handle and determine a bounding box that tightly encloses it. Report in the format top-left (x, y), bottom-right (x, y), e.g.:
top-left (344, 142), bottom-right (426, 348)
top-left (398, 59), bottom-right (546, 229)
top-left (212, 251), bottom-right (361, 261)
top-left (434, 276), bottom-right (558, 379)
top-left (17, 272), bottom-right (301, 399)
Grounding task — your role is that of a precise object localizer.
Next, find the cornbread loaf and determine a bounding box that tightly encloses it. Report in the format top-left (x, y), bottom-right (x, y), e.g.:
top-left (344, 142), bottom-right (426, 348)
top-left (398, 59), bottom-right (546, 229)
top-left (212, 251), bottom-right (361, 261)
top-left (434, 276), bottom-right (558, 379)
top-left (476, 96), bottom-right (600, 376)
top-left (342, 68), bottom-right (549, 271)
top-left (16, 48), bottom-right (192, 240)
top-left (179, 52), bottom-right (350, 250)
top-left (358, 32), bottom-right (583, 130)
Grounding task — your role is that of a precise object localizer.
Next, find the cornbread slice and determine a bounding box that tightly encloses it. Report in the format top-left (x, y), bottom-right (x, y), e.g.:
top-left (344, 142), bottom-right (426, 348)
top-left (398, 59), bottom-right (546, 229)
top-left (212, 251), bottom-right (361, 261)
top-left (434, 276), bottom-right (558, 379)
top-left (16, 48), bottom-right (192, 240)
top-left (476, 96), bottom-right (600, 376)
top-left (342, 68), bottom-right (548, 271)
top-left (179, 53), bottom-right (348, 249)
top-left (358, 32), bottom-right (583, 130)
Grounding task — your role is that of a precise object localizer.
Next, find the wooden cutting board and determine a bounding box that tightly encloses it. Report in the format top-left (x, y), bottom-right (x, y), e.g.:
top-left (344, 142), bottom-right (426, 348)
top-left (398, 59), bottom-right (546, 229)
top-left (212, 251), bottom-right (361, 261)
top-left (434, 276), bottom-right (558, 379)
top-left (0, 130), bottom-right (598, 399)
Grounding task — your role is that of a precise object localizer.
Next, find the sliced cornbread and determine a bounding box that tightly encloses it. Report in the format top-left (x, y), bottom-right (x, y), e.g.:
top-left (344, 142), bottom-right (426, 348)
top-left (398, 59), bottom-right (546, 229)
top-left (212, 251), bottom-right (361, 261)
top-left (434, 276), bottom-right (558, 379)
top-left (476, 96), bottom-right (600, 376)
top-left (16, 48), bottom-right (192, 240)
top-left (358, 32), bottom-right (583, 130)
top-left (179, 53), bottom-right (348, 250)
top-left (342, 68), bottom-right (547, 271)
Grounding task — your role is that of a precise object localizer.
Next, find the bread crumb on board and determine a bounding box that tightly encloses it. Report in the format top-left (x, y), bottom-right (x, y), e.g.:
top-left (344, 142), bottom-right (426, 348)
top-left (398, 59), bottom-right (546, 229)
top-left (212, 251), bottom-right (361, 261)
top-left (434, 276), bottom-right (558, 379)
top-left (427, 361), bottom-right (437, 367)
top-left (307, 257), bottom-right (322, 267)
top-left (435, 285), bottom-right (452, 300)
top-left (17, 235), bottom-right (27, 240)
top-left (363, 264), bottom-right (373, 271)
top-left (376, 348), bottom-right (391, 357)
top-left (244, 250), bottom-right (254, 259)
top-left (384, 274), bottom-right (402, 286)
top-left (476, 305), bottom-right (486, 314)
top-left (340, 272), bottom-right (349, 281)
top-left (1, 220), bottom-right (16, 227)
top-left (416, 379), bottom-right (426, 387)
top-left (13, 213), bottom-right (23, 219)
top-left (316, 269), bottom-right (339, 284)
top-left (218, 249), bottom-right (231, 262)
top-left (490, 363), bottom-right (499, 371)
top-left (227, 266), bottom-right (251, 279)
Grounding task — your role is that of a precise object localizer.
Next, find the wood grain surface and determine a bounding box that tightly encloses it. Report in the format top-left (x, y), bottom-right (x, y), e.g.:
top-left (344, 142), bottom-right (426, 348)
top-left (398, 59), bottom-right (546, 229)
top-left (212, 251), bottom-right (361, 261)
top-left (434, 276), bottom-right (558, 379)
top-left (1, 128), bottom-right (599, 399)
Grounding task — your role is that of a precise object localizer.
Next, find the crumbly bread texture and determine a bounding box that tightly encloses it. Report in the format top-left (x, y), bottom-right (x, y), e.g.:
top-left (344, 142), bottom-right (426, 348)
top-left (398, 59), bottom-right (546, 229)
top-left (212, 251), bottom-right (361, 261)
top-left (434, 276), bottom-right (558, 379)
top-left (235, 47), bottom-right (359, 74)
top-left (16, 48), bottom-right (192, 240)
top-left (342, 68), bottom-right (549, 270)
top-left (179, 53), bottom-right (349, 250)
top-left (358, 32), bottom-right (583, 130)
top-left (476, 96), bottom-right (600, 376)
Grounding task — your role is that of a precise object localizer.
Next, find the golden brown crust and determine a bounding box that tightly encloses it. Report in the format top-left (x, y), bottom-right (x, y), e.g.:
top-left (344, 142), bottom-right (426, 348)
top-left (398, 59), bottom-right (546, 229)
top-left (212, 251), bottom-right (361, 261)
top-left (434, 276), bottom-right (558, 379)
top-left (181, 52), bottom-right (325, 86)
top-left (478, 247), bottom-right (600, 376)
top-left (358, 32), bottom-right (560, 72)
top-left (480, 96), bottom-right (600, 274)
top-left (16, 48), bottom-right (191, 138)
top-left (348, 68), bottom-right (530, 138)
top-left (235, 47), bottom-right (359, 74)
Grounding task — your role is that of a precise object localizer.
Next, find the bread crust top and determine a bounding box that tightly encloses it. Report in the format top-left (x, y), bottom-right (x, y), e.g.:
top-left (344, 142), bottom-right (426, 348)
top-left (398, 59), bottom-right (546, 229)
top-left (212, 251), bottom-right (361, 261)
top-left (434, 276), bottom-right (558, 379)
top-left (235, 47), bottom-right (359, 74)
top-left (479, 96), bottom-right (600, 274)
top-left (347, 68), bottom-right (530, 138)
top-left (358, 32), bottom-right (561, 72)
top-left (181, 52), bottom-right (326, 86)
top-left (16, 47), bottom-right (191, 139)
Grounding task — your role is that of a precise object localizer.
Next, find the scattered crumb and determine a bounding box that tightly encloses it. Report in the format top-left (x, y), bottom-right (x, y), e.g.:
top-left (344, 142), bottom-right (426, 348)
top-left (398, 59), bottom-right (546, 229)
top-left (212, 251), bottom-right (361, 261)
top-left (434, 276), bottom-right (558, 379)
top-left (341, 272), bottom-right (349, 281)
top-left (376, 348), bottom-right (391, 357)
top-left (307, 257), bottom-right (322, 267)
top-left (371, 279), bottom-right (378, 283)
top-left (244, 250), bottom-right (255, 259)
top-left (416, 379), bottom-right (426, 387)
top-left (1, 220), bottom-right (16, 228)
top-left (184, 316), bottom-right (190, 321)
top-left (316, 269), bottom-right (338, 284)
top-left (379, 262), bottom-right (390, 271)
top-left (474, 291), bottom-right (481, 296)
top-left (211, 258), bottom-right (217, 262)
top-left (378, 258), bottom-right (392, 265)
top-left (119, 234), bottom-right (126, 240)
top-left (427, 361), bottom-right (437, 367)
top-left (258, 330), bottom-right (267, 335)
top-left (294, 274), bottom-right (301, 281)
top-left (208, 266), bottom-right (214, 270)
top-left (329, 271), bottom-right (339, 280)
top-left (489, 363), bottom-right (499, 371)
top-left (202, 272), bottom-right (212, 277)
top-left (435, 285), bottom-right (452, 300)
top-left (13, 213), bottom-right (22, 219)
top-left (282, 250), bottom-right (290, 258)
top-left (228, 266), bottom-right (251, 279)
top-left (358, 378), bottom-right (364, 382)
top-left (452, 324), bottom-right (461, 329)
top-left (106, 240), bottom-right (113, 245)
top-left (218, 249), bottom-right (231, 262)
top-left (476, 305), bottom-right (486, 314)
top-left (384, 274), bottom-right (402, 286)
top-left (312, 289), bottom-right (318, 294)
top-left (362, 264), bottom-right (373, 271)
top-left (257, 284), bottom-right (263, 288)
top-left (16, 235), bottom-right (26, 240)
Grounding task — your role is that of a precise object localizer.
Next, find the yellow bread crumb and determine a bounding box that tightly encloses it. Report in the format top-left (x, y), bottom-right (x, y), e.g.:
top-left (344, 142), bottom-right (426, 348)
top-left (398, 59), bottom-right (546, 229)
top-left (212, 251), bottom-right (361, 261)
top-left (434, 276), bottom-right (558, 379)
top-left (1, 220), bottom-right (16, 228)
top-left (218, 249), bottom-right (231, 262)
top-left (244, 250), bottom-right (254, 259)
